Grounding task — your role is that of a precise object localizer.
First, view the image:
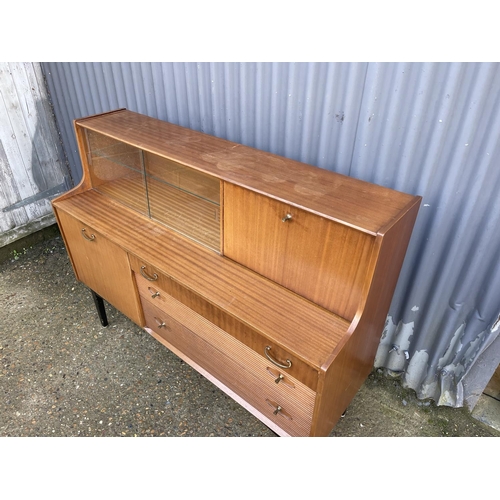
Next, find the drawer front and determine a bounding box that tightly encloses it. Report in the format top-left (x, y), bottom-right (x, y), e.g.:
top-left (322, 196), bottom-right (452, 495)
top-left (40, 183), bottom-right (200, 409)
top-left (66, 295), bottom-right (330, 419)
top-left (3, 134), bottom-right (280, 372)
top-left (130, 254), bottom-right (319, 391)
top-left (141, 295), bottom-right (315, 437)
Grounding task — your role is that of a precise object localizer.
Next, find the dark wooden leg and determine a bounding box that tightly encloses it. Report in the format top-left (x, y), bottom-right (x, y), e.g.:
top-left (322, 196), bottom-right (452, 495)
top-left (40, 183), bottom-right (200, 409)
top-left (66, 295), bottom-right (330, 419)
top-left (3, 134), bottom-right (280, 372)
top-left (91, 290), bottom-right (108, 327)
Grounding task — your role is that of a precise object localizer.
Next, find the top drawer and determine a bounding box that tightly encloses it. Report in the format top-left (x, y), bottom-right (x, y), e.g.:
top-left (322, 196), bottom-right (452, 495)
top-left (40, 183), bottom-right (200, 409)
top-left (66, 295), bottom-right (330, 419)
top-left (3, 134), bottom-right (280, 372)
top-left (129, 253), bottom-right (319, 391)
top-left (223, 183), bottom-right (375, 320)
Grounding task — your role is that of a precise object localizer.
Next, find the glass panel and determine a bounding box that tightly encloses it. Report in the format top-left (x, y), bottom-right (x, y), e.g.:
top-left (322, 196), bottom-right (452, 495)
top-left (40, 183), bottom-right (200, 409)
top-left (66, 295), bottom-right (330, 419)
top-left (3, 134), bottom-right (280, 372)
top-left (144, 152), bottom-right (221, 251)
top-left (86, 130), bottom-right (149, 216)
top-left (145, 152), bottom-right (219, 203)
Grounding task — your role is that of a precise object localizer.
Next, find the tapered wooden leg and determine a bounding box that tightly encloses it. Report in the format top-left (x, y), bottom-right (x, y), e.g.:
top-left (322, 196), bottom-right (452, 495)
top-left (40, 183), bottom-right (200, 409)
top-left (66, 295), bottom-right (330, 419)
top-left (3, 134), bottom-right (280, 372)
top-left (91, 290), bottom-right (108, 327)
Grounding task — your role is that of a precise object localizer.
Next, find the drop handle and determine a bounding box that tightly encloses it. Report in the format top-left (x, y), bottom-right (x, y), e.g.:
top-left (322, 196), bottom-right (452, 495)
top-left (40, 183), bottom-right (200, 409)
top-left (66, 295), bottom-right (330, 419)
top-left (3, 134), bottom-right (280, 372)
top-left (140, 265), bottom-right (158, 281)
top-left (265, 346), bottom-right (292, 369)
top-left (81, 228), bottom-right (95, 241)
top-left (275, 374), bottom-right (284, 384)
top-left (148, 287), bottom-right (160, 299)
top-left (273, 405), bottom-right (282, 415)
top-left (281, 213), bottom-right (293, 222)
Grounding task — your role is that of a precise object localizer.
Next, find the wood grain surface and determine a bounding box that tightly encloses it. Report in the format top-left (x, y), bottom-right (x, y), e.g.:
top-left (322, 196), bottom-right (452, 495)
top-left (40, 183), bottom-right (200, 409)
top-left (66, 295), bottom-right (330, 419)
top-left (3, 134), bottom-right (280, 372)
top-left (54, 208), bottom-right (144, 327)
top-left (55, 189), bottom-right (349, 371)
top-left (75, 109), bottom-right (418, 234)
top-left (51, 109), bottom-right (422, 437)
top-left (133, 266), bottom-right (319, 390)
top-left (224, 183), bottom-right (375, 320)
top-left (141, 292), bottom-right (315, 436)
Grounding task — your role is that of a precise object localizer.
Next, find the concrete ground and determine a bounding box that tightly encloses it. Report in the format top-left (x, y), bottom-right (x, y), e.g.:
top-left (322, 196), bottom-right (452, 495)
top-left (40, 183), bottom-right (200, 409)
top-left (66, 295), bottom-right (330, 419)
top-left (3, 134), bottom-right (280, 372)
top-left (1, 227), bottom-right (499, 438)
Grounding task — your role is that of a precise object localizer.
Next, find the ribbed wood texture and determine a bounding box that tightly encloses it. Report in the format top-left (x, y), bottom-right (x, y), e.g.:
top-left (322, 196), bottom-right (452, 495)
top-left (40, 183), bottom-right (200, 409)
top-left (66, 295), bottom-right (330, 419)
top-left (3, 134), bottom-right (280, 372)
top-left (86, 129), bottom-right (221, 251)
top-left (141, 293), bottom-right (315, 437)
top-left (95, 175), bottom-right (221, 252)
top-left (52, 109), bottom-right (421, 436)
top-left (144, 151), bottom-right (220, 204)
top-left (93, 174), bottom-right (148, 215)
top-left (134, 269), bottom-right (318, 390)
top-left (87, 128), bottom-right (143, 171)
top-left (90, 173), bottom-right (220, 251)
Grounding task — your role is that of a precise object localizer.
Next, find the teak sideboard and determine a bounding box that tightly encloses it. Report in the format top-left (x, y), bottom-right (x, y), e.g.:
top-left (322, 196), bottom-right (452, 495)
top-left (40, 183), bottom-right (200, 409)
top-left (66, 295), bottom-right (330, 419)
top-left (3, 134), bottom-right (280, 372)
top-left (51, 109), bottom-right (421, 437)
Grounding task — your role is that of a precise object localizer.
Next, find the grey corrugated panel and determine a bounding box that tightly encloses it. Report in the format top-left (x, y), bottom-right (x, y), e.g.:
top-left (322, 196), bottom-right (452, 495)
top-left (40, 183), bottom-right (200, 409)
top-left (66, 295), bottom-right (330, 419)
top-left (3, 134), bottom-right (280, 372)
top-left (362, 62), bottom-right (500, 406)
top-left (42, 62), bottom-right (368, 181)
top-left (40, 61), bottom-right (500, 408)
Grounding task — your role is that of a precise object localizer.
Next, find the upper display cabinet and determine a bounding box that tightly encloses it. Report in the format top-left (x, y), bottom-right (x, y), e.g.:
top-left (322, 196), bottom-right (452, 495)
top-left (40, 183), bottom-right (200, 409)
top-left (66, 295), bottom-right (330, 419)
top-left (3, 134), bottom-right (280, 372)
top-left (83, 124), bottom-right (221, 252)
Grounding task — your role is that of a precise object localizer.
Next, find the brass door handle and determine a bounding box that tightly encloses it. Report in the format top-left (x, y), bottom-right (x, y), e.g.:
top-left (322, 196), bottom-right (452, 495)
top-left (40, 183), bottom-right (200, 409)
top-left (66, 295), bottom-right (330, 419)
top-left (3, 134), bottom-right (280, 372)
top-left (140, 266), bottom-right (158, 281)
top-left (81, 228), bottom-right (95, 241)
top-left (264, 346), bottom-right (292, 369)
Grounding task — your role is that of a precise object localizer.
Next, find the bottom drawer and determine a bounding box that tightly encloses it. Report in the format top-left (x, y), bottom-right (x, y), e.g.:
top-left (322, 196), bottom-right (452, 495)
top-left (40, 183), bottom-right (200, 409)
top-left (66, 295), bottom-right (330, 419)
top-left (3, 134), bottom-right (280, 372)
top-left (141, 294), bottom-right (315, 436)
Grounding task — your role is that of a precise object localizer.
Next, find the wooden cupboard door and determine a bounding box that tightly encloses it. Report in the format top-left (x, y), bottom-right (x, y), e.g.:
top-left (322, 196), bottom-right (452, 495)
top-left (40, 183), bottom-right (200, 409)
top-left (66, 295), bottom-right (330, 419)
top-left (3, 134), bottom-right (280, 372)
top-left (280, 206), bottom-right (375, 320)
top-left (55, 208), bottom-right (143, 326)
top-left (223, 183), bottom-right (375, 320)
top-left (223, 183), bottom-right (289, 284)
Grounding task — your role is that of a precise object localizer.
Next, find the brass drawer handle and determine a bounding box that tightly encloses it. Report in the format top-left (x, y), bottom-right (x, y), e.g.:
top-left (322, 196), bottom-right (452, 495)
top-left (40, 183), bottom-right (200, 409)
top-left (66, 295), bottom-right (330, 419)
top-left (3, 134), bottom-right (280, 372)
top-left (266, 399), bottom-right (292, 420)
top-left (148, 287), bottom-right (160, 299)
top-left (153, 317), bottom-right (166, 328)
top-left (266, 367), bottom-right (295, 388)
top-left (140, 266), bottom-right (158, 281)
top-left (281, 213), bottom-right (292, 222)
top-left (265, 346), bottom-right (292, 369)
top-left (81, 228), bottom-right (95, 241)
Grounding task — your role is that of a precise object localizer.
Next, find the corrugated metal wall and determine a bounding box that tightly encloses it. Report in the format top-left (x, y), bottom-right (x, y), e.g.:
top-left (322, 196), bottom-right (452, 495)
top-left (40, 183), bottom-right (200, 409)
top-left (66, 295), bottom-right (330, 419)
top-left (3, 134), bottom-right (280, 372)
top-left (41, 62), bottom-right (500, 408)
top-left (0, 62), bottom-right (71, 247)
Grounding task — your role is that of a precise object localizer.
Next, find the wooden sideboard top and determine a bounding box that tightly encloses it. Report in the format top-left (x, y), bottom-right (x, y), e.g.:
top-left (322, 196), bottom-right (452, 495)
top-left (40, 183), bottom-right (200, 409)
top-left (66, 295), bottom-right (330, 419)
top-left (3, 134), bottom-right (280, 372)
top-left (76, 109), bottom-right (421, 235)
top-left (54, 189), bottom-right (349, 371)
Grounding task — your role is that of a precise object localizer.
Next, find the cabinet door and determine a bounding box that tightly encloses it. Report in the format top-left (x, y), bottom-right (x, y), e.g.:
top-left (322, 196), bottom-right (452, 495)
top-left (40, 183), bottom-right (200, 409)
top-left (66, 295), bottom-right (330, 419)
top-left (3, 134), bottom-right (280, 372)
top-left (223, 183), bottom-right (374, 320)
top-left (55, 208), bottom-right (143, 326)
top-left (223, 185), bottom-right (289, 283)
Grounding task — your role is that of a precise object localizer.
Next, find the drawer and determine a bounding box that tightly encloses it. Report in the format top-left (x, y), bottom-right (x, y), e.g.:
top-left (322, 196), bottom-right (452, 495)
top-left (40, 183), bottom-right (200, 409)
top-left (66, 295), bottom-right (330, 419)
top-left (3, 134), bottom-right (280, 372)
top-left (130, 254), bottom-right (319, 391)
top-left (141, 295), bottom-right (316, 436)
